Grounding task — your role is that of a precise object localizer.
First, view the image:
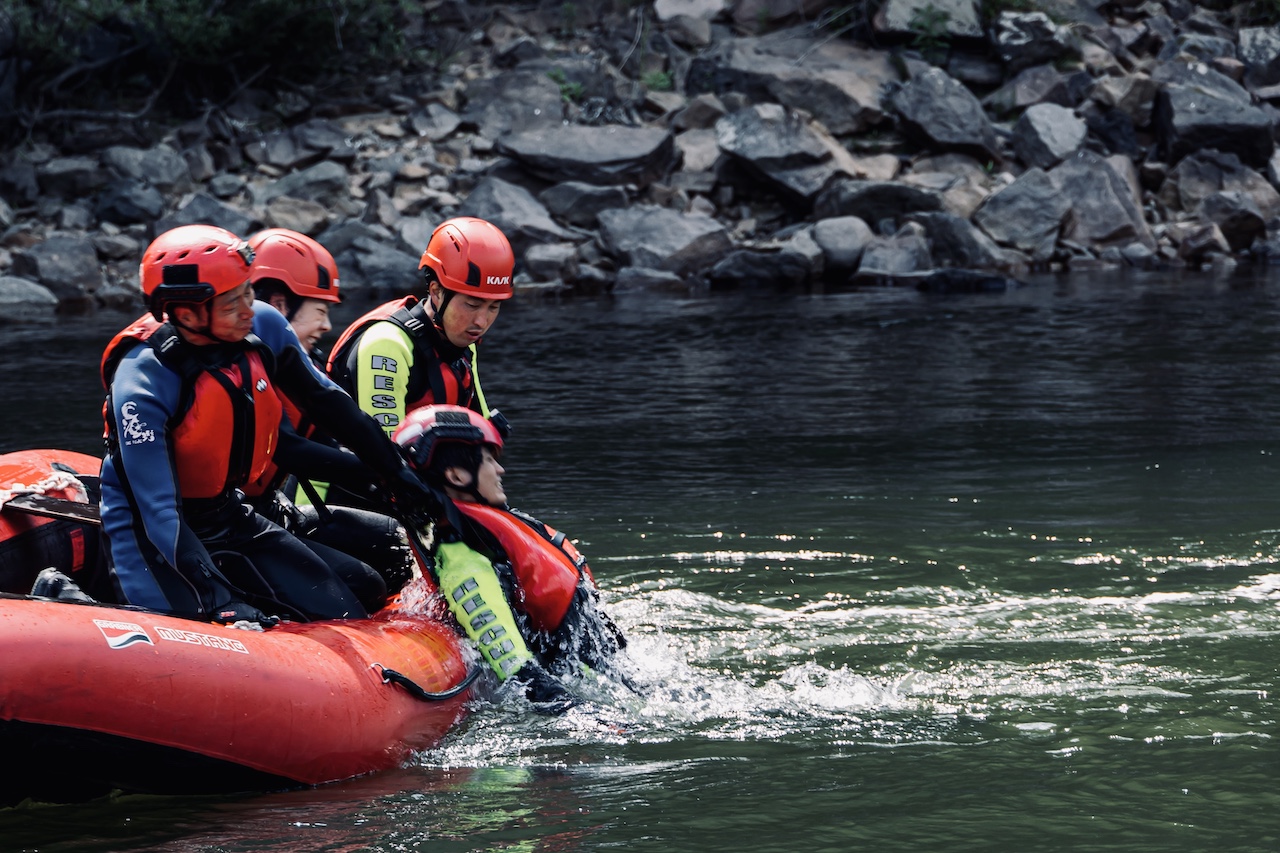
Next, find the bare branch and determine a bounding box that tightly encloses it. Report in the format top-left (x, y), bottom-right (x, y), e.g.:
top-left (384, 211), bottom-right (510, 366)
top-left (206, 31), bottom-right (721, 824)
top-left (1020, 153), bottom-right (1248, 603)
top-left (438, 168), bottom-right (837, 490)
top-left (21, 60), bottom-right (177, 125)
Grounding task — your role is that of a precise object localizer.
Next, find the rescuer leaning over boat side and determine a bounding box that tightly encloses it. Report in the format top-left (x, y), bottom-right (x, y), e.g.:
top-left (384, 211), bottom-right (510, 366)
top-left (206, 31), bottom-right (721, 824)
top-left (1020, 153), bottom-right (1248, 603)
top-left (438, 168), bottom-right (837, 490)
top-left (99, 224), bottom-right (434, 626)
top-left (327, 216), bottom-right (515, 443)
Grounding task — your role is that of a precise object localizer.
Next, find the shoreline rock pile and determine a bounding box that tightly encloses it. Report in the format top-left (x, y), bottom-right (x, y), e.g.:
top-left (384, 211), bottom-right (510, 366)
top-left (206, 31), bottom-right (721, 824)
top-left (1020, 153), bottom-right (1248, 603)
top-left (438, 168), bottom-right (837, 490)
top-left (5, 0), bottom-right (1280, 320)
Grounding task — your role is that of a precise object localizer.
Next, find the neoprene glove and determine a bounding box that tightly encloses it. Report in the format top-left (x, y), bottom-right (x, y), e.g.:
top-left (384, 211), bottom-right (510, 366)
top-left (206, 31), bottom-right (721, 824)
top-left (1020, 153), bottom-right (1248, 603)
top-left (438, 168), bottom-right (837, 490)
top-left (387, 465), bottom-right (440, 519)
top-left (514, 661), bottom-right (575, 714)
top-left (212, 599), bottom-right (280, 628)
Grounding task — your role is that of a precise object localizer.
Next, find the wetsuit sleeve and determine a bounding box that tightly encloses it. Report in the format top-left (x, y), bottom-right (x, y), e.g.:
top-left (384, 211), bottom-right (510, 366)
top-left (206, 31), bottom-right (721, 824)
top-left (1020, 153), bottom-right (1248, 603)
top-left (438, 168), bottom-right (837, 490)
top-left (104, 347), bottom-right (186, 568)
top-left (256, 308), bottom-right (408, 483)
top-left (350, 321), bottom-right (417, 438)
top-left (273, 427), bottom-right (381, 496)
top-left (99, 345), bottom-right (233, 612)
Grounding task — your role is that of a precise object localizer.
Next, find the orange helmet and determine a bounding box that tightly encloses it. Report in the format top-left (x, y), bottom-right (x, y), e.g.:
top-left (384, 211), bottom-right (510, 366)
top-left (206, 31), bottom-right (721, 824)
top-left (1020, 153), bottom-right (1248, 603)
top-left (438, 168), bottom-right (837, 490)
top-left (140, 224), bottom-right (253, 320)
top-left (248, 228), bottom-right (341, 303)
top-left (418, 217), bottom-right (514, 300)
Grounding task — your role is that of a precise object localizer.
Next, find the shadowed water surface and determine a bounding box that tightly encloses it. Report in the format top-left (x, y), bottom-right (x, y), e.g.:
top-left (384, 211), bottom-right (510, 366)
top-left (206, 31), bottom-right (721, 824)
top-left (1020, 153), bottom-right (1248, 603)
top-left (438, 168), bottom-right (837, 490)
top-left (2, 270), bottom-right (1278, 852)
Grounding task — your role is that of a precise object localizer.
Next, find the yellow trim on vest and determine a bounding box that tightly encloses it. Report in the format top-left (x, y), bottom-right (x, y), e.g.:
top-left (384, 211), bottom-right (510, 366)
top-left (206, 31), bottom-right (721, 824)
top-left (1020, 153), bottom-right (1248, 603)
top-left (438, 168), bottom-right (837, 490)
top-left (469, 344), bottom-right (491, 419)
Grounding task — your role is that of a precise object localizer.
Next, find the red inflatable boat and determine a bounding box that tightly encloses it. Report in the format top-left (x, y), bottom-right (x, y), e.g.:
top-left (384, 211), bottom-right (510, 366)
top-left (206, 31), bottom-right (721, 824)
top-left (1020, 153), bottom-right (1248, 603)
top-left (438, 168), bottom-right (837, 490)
top-left (0, 448), bottom-right (477, 806)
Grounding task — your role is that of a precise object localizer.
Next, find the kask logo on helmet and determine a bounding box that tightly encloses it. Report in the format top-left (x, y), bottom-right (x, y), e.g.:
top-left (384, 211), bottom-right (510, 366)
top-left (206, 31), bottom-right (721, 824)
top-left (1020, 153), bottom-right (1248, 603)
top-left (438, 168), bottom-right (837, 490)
top-left (486, 276), bottom-right (510, 286)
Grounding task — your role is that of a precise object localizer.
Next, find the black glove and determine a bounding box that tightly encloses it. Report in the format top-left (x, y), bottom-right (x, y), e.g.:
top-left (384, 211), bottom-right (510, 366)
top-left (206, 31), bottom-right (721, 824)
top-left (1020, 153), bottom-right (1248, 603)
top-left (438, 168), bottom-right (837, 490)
top-left (212, 599), bottom-right (280, 628)
top-left (514, 661), bottom-right (575, 715)
top-left (387, 465), bottom-right (441, 520)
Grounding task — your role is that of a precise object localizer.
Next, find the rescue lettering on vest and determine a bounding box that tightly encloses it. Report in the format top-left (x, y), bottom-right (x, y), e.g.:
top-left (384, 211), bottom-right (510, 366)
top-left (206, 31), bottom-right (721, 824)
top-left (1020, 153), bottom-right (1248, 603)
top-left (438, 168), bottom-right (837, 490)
top-left (371, 355), bottom-right (398, 371)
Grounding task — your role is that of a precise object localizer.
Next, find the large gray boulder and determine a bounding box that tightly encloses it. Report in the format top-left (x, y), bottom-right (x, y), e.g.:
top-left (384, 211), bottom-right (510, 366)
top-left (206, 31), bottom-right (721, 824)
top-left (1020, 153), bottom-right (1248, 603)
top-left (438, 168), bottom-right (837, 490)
top-left (889, 67), bottom-right (1001, 163)
top-left (715, 104), bottom-right (860, 206)
top-left (687, 26), bottom-right (900, 135)
top-left (972, 168), bottom-right (1069, 260)
top-left (993, 11), bottom-right (1077, 73)
top-left (874, 0), bottom-right (983, 39)
top-left (1012, 103), bottom-right (1087, 169)
top-left (494, 125), bottom-right (676, 188)
top-left (1158, 150), bottom-right (1280, 218)
top-left (1050, 150), bottom-right (1154, 250)
top-left (458, 176), bottom-right (579, 256)
top-left (1239, 26), bottom-right (1280, 87)
top-left (459, 68), bottom-right (567, 141)
top-left (11, 234), bottom-right (103, 306)
top-left (539, 182), bottom-right (630, 228)
top-left (255, 160), bottom-right (351, 207)
top-left (156, 193), bottom-right (260, 237)
top-left (1152, 63), bottom-right (1274, 167)
top-left (598, 205), bottom-right (731, 276)
top-left (814, 179), bottom-right (944, 228)
top-left (0, 275), bottom-right (58, 321)
top-left (101, 144), bottom-right (192, 193)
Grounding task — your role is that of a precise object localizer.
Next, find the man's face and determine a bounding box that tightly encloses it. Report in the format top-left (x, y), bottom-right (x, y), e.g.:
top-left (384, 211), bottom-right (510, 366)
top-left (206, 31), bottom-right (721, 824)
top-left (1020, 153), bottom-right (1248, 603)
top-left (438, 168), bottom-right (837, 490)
top-left (177, 281), bottom-right (254, 343)
top-left (288, 298), bottom-right (332, 351)
top-left (446, 446), bottom-right (506, 506)
top-left (432, 282), bottom-right (501, 348)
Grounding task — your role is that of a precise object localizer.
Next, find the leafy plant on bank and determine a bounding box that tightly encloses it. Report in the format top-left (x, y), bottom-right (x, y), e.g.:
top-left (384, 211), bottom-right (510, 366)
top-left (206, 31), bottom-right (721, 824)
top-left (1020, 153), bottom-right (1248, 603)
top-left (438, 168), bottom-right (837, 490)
top-left (641, 70), bottom-right (672, 92)
top-left (908, 2), bottom-right (952, 60)
top-left (546, 67), bottom-right (584, 103)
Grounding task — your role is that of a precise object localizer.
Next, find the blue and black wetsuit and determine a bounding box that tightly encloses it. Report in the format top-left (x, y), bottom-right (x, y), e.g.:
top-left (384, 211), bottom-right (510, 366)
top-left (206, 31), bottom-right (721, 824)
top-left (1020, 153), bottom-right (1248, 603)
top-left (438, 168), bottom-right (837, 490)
top-left (100, 302), bottom-right (406, 621)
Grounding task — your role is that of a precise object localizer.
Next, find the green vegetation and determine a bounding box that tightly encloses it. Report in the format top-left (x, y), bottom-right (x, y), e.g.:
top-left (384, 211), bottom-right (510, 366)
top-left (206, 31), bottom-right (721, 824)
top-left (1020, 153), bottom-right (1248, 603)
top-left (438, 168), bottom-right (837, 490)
top-left (642, 70), bottom-right (673, 92)
top-left (1, 0), bottom-right (416, 141)
top-left (908, 2), bottom-right (952, 58)
top-left (546, 67), bottom-right (584, 103)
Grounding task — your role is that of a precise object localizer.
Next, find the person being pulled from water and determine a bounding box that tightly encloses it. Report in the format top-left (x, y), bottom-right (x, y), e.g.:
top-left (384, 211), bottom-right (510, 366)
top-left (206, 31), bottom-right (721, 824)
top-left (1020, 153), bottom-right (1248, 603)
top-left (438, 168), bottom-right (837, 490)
top-left (393, 405), bottom-right (625, 712)
top-left (99, 225), bottom-right (434, 627)
top-left (244, 227), bottom-right (414, 606)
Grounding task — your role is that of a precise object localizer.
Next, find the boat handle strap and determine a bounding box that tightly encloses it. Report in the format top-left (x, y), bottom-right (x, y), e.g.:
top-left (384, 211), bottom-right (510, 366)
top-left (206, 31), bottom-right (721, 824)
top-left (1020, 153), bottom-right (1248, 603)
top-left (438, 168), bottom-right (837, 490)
top-left (375, 663), bottom-right (481, 702)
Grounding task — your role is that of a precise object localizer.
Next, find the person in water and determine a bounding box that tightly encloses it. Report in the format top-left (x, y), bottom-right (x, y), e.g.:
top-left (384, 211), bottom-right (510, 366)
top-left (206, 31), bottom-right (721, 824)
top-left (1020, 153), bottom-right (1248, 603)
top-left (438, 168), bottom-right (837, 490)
top-left (393, 405), bottom-right (625, 712)
top-left (245, 228), bottom-right (414, 603)
top-left (99, 224), bottom-right (433, 626)
top-left (327, 216), bottom-right (514, 441)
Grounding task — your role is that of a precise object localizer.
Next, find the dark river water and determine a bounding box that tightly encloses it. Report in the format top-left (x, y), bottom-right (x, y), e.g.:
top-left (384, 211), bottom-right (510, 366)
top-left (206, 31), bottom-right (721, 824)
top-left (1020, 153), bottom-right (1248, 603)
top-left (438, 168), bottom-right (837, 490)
top-left (2, 269), bottom-right (1279, 852)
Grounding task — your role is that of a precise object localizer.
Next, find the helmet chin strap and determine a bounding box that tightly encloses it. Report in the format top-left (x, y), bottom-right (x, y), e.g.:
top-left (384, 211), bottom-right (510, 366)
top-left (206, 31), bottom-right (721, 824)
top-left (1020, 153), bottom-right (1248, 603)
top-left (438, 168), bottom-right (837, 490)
top-left (428, 287), bottom-right (455, 335)
top-left (448, 460), bottom-right (496, 506)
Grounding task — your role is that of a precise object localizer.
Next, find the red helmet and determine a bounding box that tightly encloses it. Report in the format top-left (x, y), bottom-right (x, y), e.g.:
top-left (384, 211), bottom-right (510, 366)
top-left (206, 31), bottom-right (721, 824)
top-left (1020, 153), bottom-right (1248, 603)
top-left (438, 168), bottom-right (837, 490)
top-left (394, 405), bottom-right (504, 474)
top-left (140, 224), bottom-right (253, 320)
top-left (247, 229), bottom-right (341, 303)
top-left (418, 217), bottom-right (514, 300)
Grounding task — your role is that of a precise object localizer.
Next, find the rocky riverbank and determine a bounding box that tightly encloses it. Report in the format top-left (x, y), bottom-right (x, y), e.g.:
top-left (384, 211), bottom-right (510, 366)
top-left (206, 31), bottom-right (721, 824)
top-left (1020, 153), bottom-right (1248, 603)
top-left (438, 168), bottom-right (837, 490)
top-left (5, 0), bottom-right (1280, 320)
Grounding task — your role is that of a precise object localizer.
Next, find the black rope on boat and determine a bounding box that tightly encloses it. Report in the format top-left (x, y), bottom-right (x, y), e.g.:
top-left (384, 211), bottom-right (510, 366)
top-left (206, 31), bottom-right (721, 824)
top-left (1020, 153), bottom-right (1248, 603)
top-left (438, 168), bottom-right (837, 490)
top-left (376, 663), bottom-right (481, 701)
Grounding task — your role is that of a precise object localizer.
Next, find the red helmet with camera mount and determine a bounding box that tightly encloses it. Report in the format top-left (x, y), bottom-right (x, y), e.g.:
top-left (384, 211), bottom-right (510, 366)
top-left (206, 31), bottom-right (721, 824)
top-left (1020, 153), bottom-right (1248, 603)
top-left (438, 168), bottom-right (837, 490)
top-left (418, 217), bottom-right (514, 300)
top-left (248, 228), bottom-right (341, 303)
top-left (393, 405), bottom-right (504, 475)
top-left (140, 224), bottom-right (253, 321)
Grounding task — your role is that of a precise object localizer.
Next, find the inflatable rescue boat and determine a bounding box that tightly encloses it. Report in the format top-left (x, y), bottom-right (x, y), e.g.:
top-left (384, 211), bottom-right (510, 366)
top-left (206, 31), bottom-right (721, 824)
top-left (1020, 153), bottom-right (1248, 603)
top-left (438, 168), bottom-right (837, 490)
top-left (0, 448), bottom-right (477, 806)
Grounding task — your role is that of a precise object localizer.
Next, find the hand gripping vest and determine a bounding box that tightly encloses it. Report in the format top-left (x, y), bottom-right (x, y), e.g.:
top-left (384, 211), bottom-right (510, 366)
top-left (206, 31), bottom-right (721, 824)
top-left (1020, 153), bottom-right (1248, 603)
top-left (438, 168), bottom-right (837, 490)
top-left (101, 316), bottom-right (283, 499)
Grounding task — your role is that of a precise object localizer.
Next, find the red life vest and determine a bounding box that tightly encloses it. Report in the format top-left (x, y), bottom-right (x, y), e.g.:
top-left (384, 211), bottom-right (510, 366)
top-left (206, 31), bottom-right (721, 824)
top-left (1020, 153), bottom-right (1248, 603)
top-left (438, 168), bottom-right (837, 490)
top-left (452, 502), bottom-right (596, 633)
top-left (326, 296), bottom-right (475, 412)
top-left (241, 389), bottom-right (307, 499)
top-left (101, 315), bottom-right (283, 500)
